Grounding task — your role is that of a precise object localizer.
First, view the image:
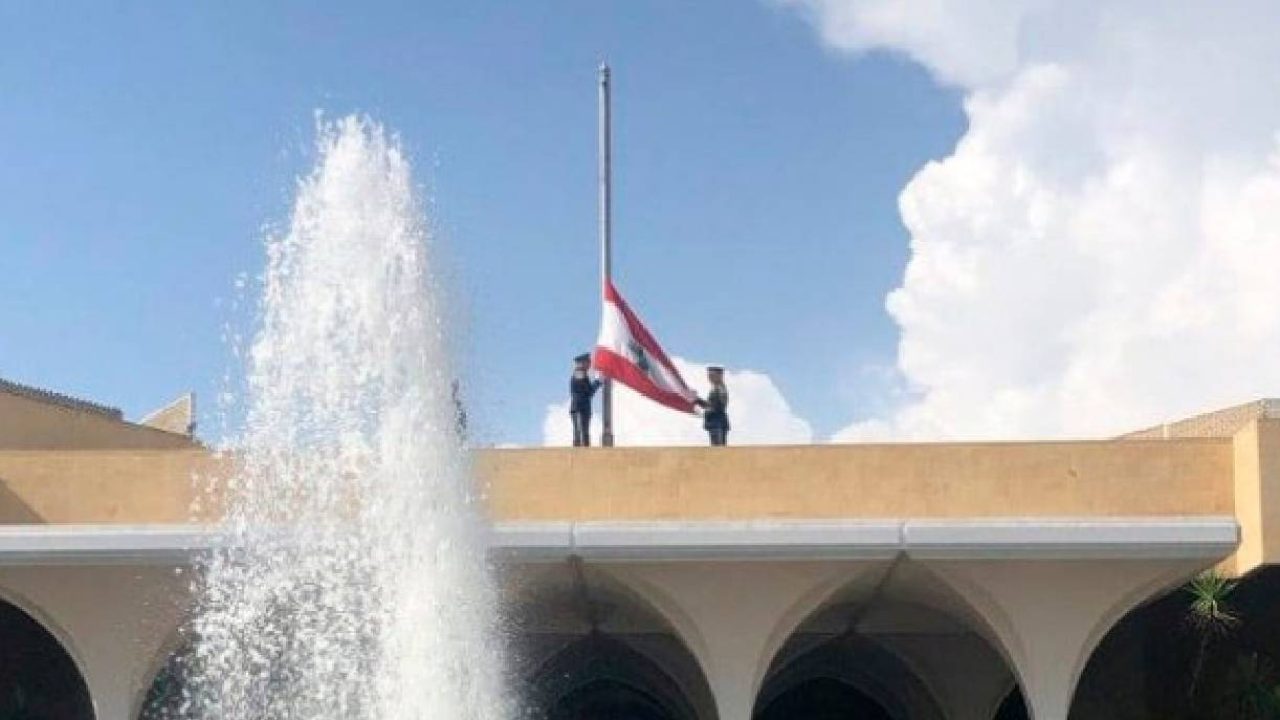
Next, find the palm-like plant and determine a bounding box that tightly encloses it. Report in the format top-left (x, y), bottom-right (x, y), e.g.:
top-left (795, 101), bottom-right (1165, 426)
top-left (1184, 571), bottom-right (1240, 704)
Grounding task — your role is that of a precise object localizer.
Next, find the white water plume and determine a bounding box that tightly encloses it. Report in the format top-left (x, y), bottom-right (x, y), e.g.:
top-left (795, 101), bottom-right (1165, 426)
top-left (182, 116), bottom-right (508, 720)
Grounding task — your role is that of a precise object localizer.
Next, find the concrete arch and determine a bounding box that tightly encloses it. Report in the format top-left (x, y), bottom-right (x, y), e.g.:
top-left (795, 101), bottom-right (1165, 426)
top-left (757, 563), bottom-right (1015, 720)
top-left (0, 564), bottom-right (190, 720)
top-left (865, 627), bottom-right (1010, 720)
top-left (0, 583), bottom-right (96, 719)
top-left (504, 562), bottom-right (719, 720)
top-left (604, 560), bottom-right (897, 720)
top-left (756, 634), bottom-right (944, 720)
top-left (605, 561), bottom-right (873, 706)
top-left (132, 623), bottom-right (196, 720)
top-left (910, 563), bottom-right (1031, 693)
top-left (1071, 562), bottom-right (1280, 718)
top-left (128, 574), bottom-right (203, 720)
top-left (530, 634), bottom-right (701, 720)
top-left (995, 688), bottom-right (1030, 720)
top-left (0, 581), bottom-right (94, 692)
top-left (752, 563), bottom-right (887, 692)
top-left (588, 564), bottom-right (713, 673)
top-left (922, 557), bottom-right (1218, 720)
top-left (1072, 563), bottom-right (1211, 691)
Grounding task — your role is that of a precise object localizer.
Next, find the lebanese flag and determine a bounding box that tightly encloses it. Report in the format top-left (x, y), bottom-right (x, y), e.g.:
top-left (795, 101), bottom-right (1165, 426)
top-left (593, 281), bottom-right (698, 414)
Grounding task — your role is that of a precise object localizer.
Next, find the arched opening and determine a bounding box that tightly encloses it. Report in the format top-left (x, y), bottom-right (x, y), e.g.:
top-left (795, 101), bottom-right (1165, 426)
top-left (506, 563), bottom-right (715, 720)
top-left (0, 596), bottom-right (94, 720)
top-left (1072, 565), bottom-right (1280, 719)
top-left (550, 678), bottom-right (674, 720)
top-left (757, 677), bottom-right (893, 720)
top-left (756, 630), bottom-right (933, 720)
top-left (756, 562), bottom-right (1020, 720)
top-left (532, 634), bottom-right (698, 720)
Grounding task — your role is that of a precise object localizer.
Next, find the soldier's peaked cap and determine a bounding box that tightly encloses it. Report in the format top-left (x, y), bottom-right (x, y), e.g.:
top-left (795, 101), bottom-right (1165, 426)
top-left (707, 365), bottom-right (725, 372)
top-left (574, 353), bottom-right (592, 363)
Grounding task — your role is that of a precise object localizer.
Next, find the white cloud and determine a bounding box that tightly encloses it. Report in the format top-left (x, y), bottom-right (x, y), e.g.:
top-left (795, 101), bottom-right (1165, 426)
top-left (785, 0), bottom-right (1040, 87)
top-left (541, 358), bottom-right (812, 446)
top-left (785, 1), bottom-right (1280, 440)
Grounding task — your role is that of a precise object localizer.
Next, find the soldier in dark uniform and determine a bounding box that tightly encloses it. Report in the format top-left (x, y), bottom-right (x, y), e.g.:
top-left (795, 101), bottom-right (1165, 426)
top-left (569, 353), bottom-right (602, 447)
top-left (695, 366), bottom-right (730, 446)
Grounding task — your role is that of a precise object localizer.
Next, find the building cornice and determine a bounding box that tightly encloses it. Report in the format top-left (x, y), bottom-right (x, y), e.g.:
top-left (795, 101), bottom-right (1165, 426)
top-left (0, 517), bottom-right (1239, 566)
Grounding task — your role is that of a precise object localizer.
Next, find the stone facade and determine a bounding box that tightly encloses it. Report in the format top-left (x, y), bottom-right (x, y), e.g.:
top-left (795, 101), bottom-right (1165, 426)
top-left (2, 389), bottom-right (1278, 720)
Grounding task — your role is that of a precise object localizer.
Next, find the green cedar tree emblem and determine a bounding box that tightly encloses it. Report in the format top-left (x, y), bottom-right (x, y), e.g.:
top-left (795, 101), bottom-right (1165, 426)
top-left (627, 339), bottom-right (651, 373)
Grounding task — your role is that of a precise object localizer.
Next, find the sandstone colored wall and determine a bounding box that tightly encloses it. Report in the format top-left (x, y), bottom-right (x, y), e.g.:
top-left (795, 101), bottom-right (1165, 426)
top-left (0, 450), bottom-right (222, 524)
top-left (0, 392), bottom-right (196, 451)
top-left (0, 440), bottom-right (1233, 525)
top-left (478, 442), bottom-right (1234, 521)
top-left (1122, 399), bottom-right (1277, 440)
top-left (1230, 418), bottom-right (1280, 574)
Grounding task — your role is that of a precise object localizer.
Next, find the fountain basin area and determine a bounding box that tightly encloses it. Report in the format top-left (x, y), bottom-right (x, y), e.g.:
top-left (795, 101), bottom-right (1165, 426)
top-left (2, 398), bottom-right (1279, 719)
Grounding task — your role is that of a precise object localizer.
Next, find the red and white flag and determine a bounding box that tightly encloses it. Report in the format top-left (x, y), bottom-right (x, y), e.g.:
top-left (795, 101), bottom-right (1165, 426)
top-left (593, 281), bottom-right (697, 414)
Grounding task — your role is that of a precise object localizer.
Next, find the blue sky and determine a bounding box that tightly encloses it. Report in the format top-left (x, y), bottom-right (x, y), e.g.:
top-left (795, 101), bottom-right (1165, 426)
top-left (0, 1), bottom-right (964, 445)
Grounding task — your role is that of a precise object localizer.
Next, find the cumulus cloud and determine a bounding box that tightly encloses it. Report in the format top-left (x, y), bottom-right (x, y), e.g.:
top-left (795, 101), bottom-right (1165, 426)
top-left (542, 358), bottom-right (812, 446)
top-left (786, 0), bottom-right (1037, 88)
top-left (786, 1), bottom-right (1280, 440)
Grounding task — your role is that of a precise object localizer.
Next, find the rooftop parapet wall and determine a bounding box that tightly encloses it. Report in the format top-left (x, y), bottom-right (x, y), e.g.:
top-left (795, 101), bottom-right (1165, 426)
top-left (0, 391), bottom-right (197, 451)
top-left (479, 442), bottom-right (1234, 521)
top-left (1123, 399), bottom-right (1280, 440)
top-left (0, 440), bottom-right (1234, 526)
top-left (0, 450), bottom-right (224, 524)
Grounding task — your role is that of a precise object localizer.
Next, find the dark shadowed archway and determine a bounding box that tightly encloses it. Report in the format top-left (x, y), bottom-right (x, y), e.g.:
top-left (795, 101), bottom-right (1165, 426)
top-left (506, 562), bottom-right (717, 720)
top-left (549, 678), bottom-right (672, 720)
top-left (0, 597), bottom-right (94, 720)
top-left (755, 634), bottom-right (924, 720)
top-left (756, 561), bottom-right (1022, 720)
top-left (530, 633), bottom-right (699, 720)
top-left (757, 677), bottom-right (893, 720)
top-left (1071, 565), bottom-right (1280, 720)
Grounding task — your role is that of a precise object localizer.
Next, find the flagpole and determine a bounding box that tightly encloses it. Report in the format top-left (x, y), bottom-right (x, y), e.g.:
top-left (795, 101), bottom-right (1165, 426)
top-left (598, 62), bottom-right (615, 447)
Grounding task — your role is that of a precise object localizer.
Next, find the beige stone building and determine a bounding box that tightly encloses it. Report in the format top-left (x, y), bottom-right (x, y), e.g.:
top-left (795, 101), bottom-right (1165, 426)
top-left (1, 378), bottom-right (1277, 720)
